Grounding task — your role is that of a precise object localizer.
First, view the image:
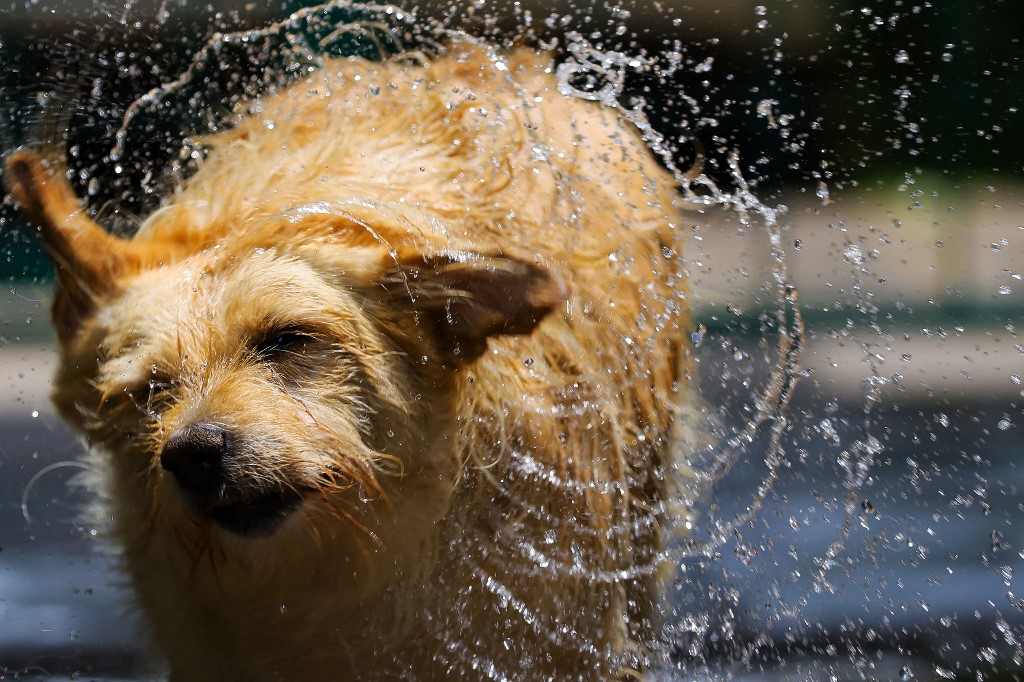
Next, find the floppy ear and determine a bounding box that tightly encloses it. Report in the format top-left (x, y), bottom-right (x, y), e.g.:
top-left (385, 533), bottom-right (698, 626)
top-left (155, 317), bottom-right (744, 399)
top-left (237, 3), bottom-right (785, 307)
top-left (383, 252), bottom-right (568, 365)
top-left (4, 151), bottom-right (134, 341)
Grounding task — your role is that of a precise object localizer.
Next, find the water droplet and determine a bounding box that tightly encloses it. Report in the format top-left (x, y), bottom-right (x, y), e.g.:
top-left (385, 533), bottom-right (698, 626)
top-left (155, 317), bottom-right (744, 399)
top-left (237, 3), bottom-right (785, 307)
top-left (815, 181), bottom-right (832, 204)
top-left (997, 285), bottom-right (1013, 295)
top-left (894, 50), bottom-right (910, 64)
top-left (693, 57), bottom-right (714, 74)
top-left (843, 243), bottom-right (864, 265)
top-left (756, 98), bottom-right (776, 118)
top-left (998, 417), bottom-right (1012, 431)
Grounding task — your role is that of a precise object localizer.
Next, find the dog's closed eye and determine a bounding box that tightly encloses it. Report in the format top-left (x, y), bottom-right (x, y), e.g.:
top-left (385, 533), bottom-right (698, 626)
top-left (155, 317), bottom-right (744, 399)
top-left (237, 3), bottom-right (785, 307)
top-left (147, 379), bottom-right (175, 398)
top-left (117, 377), bottom-right (176, 419)
top-left (253, 328), bottom-right (320, 360)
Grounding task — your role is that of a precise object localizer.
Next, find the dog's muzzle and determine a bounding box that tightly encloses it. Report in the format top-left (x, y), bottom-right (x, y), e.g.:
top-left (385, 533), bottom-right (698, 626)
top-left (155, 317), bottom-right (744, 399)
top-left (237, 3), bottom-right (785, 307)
top-left (160, 423), bottom-right (302, 538)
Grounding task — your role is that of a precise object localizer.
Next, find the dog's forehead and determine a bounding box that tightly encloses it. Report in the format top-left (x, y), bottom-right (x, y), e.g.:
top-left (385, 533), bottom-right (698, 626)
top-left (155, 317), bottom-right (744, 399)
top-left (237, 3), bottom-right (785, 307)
top-left (115, 248), bottom-right (332, 315)
top-left (93, 248), bottom-right (355, 381)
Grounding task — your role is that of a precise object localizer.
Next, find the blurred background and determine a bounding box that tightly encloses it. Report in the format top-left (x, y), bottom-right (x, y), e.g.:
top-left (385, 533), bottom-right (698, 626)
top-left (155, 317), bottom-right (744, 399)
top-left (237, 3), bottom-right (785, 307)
top-left (0, 1), bottom-right (1021, 680)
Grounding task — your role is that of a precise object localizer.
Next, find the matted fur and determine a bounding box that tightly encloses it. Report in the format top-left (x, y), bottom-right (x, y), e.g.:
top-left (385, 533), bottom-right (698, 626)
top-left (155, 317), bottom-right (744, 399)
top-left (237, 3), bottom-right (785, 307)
top-left (6, 47), bottom-right (693, 681)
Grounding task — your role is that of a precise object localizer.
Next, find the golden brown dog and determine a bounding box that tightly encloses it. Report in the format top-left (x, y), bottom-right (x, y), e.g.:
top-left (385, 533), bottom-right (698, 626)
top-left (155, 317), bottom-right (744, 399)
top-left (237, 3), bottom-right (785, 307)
top-left (6, 47), bottom-right (691, 681)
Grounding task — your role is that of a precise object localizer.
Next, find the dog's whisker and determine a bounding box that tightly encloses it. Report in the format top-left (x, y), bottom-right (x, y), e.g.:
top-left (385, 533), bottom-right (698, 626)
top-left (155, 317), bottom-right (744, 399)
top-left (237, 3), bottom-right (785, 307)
top-left (321, 497), bottom-right (384, 552)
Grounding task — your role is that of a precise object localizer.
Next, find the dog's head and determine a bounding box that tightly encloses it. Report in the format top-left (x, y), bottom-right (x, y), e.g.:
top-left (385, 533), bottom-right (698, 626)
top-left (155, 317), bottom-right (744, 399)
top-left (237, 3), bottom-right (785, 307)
top-left (5, 151), bottom-right (565, 569)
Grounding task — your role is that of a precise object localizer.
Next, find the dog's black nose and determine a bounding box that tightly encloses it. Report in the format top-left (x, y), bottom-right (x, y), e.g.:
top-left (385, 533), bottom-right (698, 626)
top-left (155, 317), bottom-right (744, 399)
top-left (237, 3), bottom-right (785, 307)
top-left (160, 423), bottom-right (233, 495)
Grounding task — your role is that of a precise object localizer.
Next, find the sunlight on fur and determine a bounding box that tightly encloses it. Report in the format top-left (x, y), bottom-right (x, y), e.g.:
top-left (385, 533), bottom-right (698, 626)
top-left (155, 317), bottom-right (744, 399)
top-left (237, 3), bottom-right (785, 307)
top-left (5, 47), bottom-right (696, 681)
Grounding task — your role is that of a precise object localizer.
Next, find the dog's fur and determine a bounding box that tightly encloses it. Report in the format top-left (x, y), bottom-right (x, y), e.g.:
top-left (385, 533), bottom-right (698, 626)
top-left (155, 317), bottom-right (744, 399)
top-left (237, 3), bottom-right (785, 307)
top-left (6, 48), bottom-right (691, 681)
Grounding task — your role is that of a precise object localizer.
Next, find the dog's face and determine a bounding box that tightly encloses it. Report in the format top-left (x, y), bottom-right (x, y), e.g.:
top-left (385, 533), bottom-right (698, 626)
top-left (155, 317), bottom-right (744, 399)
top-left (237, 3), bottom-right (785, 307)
top-left (6, 151), bottom-right (564, 574)
top-left (84, 247), bottom-right (420, 540)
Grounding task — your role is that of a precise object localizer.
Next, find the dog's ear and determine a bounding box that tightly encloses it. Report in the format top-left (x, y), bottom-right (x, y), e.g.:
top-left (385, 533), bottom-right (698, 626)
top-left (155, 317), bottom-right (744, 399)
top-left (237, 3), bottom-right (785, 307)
top-left (383, 252), bottom-right (568, 365)
top-left (4, 151), bottom-right (134, 341)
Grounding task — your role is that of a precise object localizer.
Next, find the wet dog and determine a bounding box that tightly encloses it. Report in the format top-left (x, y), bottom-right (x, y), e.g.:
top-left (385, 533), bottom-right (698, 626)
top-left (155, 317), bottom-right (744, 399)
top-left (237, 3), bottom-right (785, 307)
top-left (6, 48), bottom-right (691, 681)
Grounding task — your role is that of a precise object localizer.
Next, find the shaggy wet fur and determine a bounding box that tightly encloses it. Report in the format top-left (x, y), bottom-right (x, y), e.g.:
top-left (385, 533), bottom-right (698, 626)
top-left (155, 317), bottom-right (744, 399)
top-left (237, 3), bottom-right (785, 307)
top-left (6, 48), bottom-right (692, 681)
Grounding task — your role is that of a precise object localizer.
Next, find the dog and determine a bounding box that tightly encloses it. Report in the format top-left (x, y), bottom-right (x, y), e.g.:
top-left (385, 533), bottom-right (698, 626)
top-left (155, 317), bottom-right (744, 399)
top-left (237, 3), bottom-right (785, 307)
top-left (6, 47), bottom-right (692, 681)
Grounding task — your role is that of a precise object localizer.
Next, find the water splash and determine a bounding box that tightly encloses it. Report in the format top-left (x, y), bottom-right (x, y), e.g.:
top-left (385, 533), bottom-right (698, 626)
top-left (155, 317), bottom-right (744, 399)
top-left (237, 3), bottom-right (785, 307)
top-left (97, 3), bottom-right (870, 678)
top-left (110, 1), bottom-right (426, 164)
top-left (552, 31), bottom-right (806, 556)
